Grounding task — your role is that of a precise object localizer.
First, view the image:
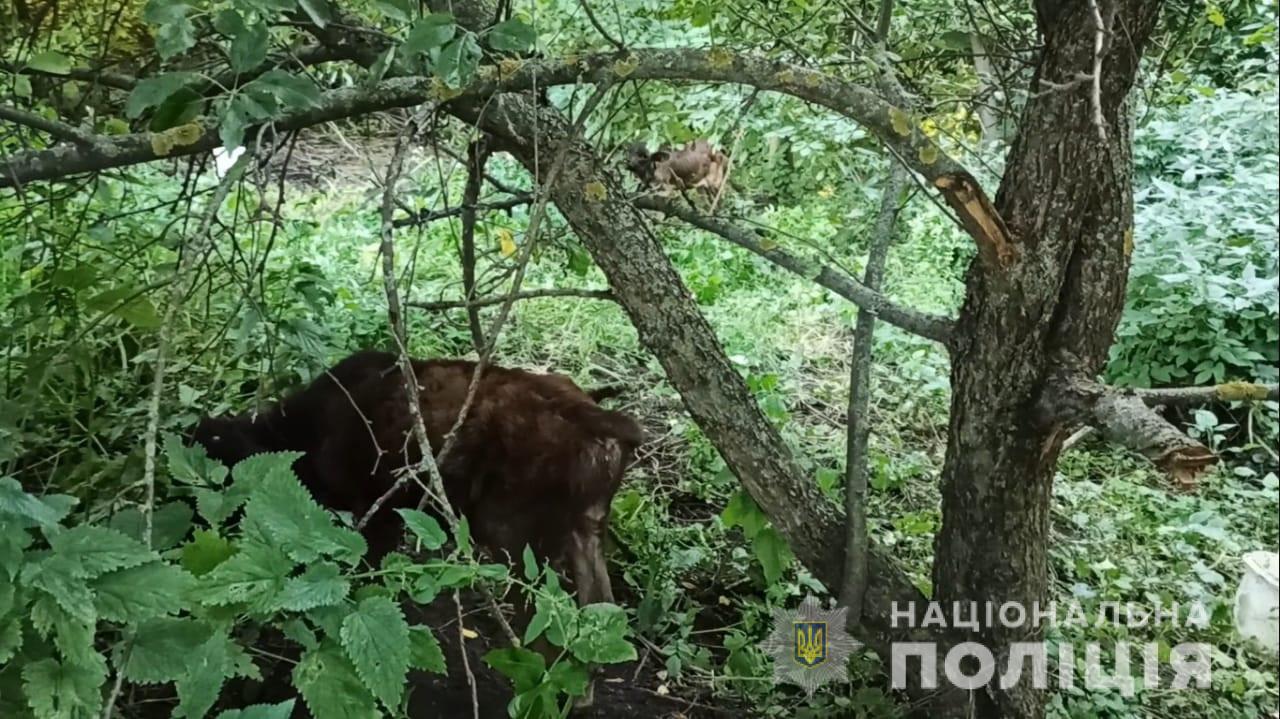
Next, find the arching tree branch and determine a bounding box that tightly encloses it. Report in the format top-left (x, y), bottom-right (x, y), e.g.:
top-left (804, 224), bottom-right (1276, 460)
top-left (634, 196), bottom-right (954, 345)
top-left (2, 47), bottom-right (1006, 258)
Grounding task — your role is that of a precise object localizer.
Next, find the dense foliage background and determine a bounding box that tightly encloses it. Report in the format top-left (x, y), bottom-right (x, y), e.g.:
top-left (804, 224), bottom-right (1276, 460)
top-left (0, 0), bottom-right (1277, 717)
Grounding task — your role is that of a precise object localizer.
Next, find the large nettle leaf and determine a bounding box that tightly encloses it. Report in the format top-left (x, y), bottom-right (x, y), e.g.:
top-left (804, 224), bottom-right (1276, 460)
top-left (45, 525), bottom-right (156, 578)
top-left (123, 617), bottom-right (217, 684)
top-left (214, 700), bottom-right (297, 719)
top-left (339, 596), bottom-right (411, 711)
top-left (238, 453), bottom-right (366, 565)
top-left (29, 592), bottom-right (97, 665)
top-left (198, 541), bottom-right (295, 611)
top-left (0, 476), bottom-right (75, 529)
top-left (408, 625), bottom-right (447, 675)
top-left (270, 561), bottom-right (350, 612)
top-left (294, 641), bottom-right (381, 719)
top-left (21, 655), bottom-right (107, 719)
top-left (92, 560), bottom-right (194, 623)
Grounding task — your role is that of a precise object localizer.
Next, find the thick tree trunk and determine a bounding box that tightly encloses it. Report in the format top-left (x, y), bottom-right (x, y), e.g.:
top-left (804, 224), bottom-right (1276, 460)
top-left (931, 3), bottom-right (1162, 717)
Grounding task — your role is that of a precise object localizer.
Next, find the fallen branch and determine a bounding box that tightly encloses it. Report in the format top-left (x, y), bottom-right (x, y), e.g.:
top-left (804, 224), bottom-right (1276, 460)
top-left (408, 287), bottom-right (616, 311)
top-left (634, 196), bottom-right (953, 345)
top-left (1134, 382), bottom-right (1279, 408)
top-left (1091, 391), bottom-right (1216, 488)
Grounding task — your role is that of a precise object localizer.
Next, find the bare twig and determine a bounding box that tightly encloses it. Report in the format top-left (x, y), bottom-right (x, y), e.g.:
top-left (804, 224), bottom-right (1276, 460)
top-left (461, 139), bottom-right (491, 352)
top-left (358, 110), bottom-right (454, 533)
top-left (140, 152), bottom-right (251, 547)
top-left (454, 591), bottom-right (481, 719)
top-left (408, 287), bottom-right (616, 311)
top-left (579, 0), bottom-right (627, 52)
top-left (393, 195), bottom-right (533, 228)
top-left (1060, 425), bottom-right (1096, 451)
top-left (1087, 0), bottom-right (1108, 141)
top-left (840, 162), bottom-right (909, 621)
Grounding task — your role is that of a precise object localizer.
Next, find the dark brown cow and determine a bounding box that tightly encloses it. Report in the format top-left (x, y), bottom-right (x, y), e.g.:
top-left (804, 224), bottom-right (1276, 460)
top-left (192, 352), bottom-right (642, 607)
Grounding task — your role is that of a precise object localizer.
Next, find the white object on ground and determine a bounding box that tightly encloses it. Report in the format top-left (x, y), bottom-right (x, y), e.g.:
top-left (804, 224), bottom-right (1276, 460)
top-left (213, 145), bottom-right (245, 177)
top-left (1234, 550), bottom-right (1279, 654)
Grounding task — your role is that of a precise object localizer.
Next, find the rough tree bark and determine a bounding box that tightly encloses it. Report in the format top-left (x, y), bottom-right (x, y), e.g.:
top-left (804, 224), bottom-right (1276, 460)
top-left (931, 2), bottom-right (1163, 717)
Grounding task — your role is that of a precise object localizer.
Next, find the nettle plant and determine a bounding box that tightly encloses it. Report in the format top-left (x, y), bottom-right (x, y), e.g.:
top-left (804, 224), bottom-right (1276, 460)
top-left (1109, 87), bottom-right (1279, 389)
top-left (0, 443), bottom-right (636, 719)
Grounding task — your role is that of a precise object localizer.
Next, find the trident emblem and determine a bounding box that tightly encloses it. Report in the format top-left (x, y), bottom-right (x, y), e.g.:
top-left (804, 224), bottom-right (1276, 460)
top-left (793, 621), bottom-right (827, 667)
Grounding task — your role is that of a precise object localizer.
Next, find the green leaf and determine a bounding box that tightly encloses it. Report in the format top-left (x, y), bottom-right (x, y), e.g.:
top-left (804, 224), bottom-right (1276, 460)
top-left (522, 545), bottom-right (539, 581)
top-left (24, 557), bottom-right (95, 623)
top-left (249, 70), bottom-right (321, 110)
top-left (115, 295), bottom-right (162, 328)
top-left (215, 700), bottom-right (297, 719)
top-left (199, 542), bottom-right (294, 610)
top-left (281, 617), bottom-right (318, 651)
top-left (297, 0), bottom-right (333, 28)
top-left (156, 15), bottom-right (197, 59)
top-left (26, 51), bottom-right (72, 75)
top-left (124, 617), bottom-right (215, 683)
top-left (487, 18), bottom-right (536, 54)
top-left (166, 433), bottom-right (230, 486)
top-left (294, 642), bottom-right (381, 719)
top-left (230, 22), bottom-right (270, 73)
top-left (482, 647), bottom-right (545, 693)
top-left (0, 525), bottom-right (31, 582)
top-left (0, 476), bottom-right (72, 528)
top-left (29, 593), bottom-right (96, 664)
top-left (92, 561), bottom-right (193, 622)
top-left (547, 660), bottom-right (589, 697)
top-left (21, 656), bottom-right (106, 719)
top-left (396, 508), bottom-right (445, 550)
top-left (720, 489), bottom-right (765, 540)
top-left (568, 603), bottom-right (636, 664)
top-left (752, 527), bottom-right (793, 585)
top-left (0, 617), bottom-right (23, 664)
top-left (435, 34), bottom-right (482, 88)
top-left (182, 529), bottom-right (238, 576)
top-left (240, 459), bottom-right (366, 565)
top-left (271, 561), bottom-right (350, 611)
top-left (339, 596), bottom-right (411, 710)
top-left (408, 626), bottom-right (446, 675)
top-left (47, 525), bottom-right (154, 577)
top-left (126, 72), bottom-right (199, 119)
top-left (108, 501), bottom-right (193, 550)
top-left (148, 86), bottom-right (204, 131)
top-left (402, 14), bottom-right (456, 56)
top-left (454, 515), bottom-right (472, 556)
top-left (374, 0), bottom-right (413, 22)
top-left (175, 633), bottom-right (233, 719)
